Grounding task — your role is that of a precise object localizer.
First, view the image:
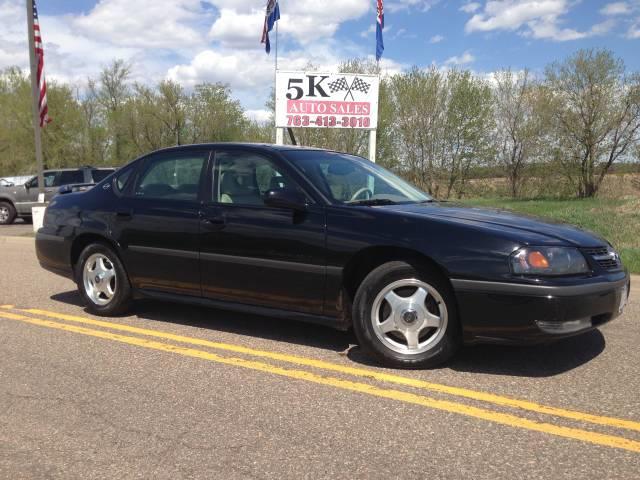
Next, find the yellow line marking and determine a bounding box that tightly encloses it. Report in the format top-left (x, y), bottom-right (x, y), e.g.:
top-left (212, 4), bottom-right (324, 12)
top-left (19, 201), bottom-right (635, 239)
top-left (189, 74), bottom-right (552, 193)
top-left (0, 305), bottom-right (15, 309)
top-left (18, 307), bottom-right (640, 434)
top-left (2, 311), bottom-right (640, 454)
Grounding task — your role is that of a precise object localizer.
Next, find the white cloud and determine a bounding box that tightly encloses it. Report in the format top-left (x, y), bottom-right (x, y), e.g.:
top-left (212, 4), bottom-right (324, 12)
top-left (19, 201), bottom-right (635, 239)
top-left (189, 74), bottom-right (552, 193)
top-left (209, 9), bottom-right (264, 49)
top-left (0, 0), bottom-right (27, 67)
top-left (590, 19), bottom-right (617, 36)
top-left (167, 50), bottom-right (276, 91)
top-left (464, 0), bottom-right (616, 41)
top-left (429, 34), bottom-right (444, 43)
top-left (72, 0), bottom-right (208, 49)
top-left (387, 0), bottom-right (440, 13)
top-left (628, 21), bottom-right (640, 38)
top-left (360, 24), bottom-right (376, 38)
top-left (460, 2), bottom-right (481, 13)
top-left (167, 45), bottom-right (405, 110)
top-left (207, 0), bottom-right (369, 48)
top-left (361, 24), bottom-right (395, 39)
top-left (245, 109), bottom-right (271, 123)
top-left (444, 50), bottom-right (475, 65)
top-left (600, 2), bottom-right (632, 16)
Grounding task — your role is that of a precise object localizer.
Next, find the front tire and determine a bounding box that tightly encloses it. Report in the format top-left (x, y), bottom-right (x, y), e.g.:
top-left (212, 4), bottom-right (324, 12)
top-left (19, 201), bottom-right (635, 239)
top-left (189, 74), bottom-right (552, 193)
top-left (0, 201), bottom-right (16, 225)
top-left (75, 243), bottom-right (132, 316)
top-left (353, 261), bottom-right (461, 368)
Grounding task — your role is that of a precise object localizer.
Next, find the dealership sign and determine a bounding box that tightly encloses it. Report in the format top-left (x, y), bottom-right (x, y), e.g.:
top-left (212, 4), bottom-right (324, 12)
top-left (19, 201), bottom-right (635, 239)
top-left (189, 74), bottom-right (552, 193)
top-left (275, 71), bottom-right (379, 130)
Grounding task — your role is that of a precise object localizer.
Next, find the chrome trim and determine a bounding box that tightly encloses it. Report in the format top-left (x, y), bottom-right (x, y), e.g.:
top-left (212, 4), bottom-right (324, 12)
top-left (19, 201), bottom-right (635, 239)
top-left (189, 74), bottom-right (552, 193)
top-left (200, 252), bottom-right (326, 274)
top-left (592, 253), bottom-right (617, 261)
top-left (128, 245), bottom-right (199, 259)
top-left (451, 277), bottom-right (629, 297)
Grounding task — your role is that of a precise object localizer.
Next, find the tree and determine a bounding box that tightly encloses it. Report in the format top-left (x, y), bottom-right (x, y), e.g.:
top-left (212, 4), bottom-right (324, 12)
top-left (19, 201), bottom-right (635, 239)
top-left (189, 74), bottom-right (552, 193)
top-left (186, 83), bottom-right (252, 143)
top-left (389, 67), bottom-right (493, 198)
top-left (92, 59), bottom-right (132, 164)
top-left (545, 49), bottom-right (640, 197)
top-left (0, 68), bottom-right (87, 173)
top-left (441, 70), bottom-right (494, 198)
top-left (389, 66), bottom-right (446, 195)
top-left (493, 69), bottom-right (544, 197)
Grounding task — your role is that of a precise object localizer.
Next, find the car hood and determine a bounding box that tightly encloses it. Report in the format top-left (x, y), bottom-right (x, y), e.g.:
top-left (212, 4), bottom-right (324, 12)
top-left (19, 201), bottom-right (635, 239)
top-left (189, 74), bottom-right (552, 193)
top-left (381, 202), bottom-right (607, 247)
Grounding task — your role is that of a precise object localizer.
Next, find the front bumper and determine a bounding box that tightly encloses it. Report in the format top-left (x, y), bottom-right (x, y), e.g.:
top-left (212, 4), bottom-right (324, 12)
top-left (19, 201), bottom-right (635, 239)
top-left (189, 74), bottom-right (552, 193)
top-left (452, 273), bottom-right (630, 345)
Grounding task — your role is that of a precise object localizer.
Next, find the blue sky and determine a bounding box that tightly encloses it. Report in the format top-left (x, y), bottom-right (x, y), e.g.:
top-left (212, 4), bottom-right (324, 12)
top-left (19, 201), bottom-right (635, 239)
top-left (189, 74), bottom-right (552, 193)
top-left (1, 0), bottom-right (639, 120)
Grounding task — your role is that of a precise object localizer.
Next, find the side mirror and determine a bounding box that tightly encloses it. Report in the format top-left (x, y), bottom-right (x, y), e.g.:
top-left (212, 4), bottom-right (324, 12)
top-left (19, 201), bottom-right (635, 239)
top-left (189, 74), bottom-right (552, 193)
top-left (264, 188), bottom-right (307, 211)
top-left (58, 184), bottom-right (73, 195)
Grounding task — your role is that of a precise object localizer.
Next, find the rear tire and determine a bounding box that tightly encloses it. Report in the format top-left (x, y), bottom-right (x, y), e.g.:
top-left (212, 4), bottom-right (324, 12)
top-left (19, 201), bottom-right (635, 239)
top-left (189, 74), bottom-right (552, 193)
top-left (0, 201), bottom-right (16, 225)
top-left (352, 261), bottom-right (461, 368)
top-left (75, 243), bottom-right (132, 316)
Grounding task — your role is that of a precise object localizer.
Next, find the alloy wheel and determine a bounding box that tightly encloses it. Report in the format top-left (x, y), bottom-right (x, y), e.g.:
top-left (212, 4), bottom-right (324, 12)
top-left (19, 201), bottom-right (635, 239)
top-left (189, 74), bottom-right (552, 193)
top-left (0, 206), bottom-right (9, 223)
top-left (370, 278), bottom-right (448, 355)
top-left (82, 253), bottom-right (117, 306)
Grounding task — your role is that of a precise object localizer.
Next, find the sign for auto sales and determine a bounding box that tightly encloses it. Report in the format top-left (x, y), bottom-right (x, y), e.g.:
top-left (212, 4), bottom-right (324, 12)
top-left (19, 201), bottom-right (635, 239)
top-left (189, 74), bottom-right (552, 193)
top-left (275, 71), bottom-right (379, 130)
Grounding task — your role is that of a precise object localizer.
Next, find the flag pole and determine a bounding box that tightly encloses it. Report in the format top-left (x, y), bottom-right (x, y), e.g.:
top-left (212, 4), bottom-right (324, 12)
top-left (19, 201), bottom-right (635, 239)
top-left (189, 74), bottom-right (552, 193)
top-left (274, 6), bottom-right (284, 145)
top-left (26, 0), bottom-right (45, 199)
top-left (275, 15), bottom-right (279, 72)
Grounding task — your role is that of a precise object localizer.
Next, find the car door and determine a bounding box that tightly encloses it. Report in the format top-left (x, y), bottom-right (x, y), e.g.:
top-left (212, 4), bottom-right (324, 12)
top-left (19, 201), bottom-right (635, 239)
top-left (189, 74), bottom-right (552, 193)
top-left (14, 171), bottom-right (57, 215)
top-left (199, 148), bottom-right (327, 315)
top-left (112, 149), bottom-right (210, 297)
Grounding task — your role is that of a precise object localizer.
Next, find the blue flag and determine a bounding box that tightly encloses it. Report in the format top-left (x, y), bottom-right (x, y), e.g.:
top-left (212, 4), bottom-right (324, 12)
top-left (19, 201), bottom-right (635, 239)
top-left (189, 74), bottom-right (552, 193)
top-left (261, 0), bottom-right (280, 54)
top-left (376, 0), bottom-right (384, 61)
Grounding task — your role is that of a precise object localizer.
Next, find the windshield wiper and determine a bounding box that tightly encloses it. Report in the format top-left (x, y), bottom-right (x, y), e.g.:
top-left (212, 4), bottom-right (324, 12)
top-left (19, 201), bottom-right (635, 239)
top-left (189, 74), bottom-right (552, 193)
top-left (347, 198), bottom-right (398, 206)
top-left (418, 199), bottom-right (436, 204)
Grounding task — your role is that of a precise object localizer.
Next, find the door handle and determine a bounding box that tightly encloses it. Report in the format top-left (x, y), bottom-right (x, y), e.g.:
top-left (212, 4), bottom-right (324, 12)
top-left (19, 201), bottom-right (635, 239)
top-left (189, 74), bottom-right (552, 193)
top-left (115, 209), bottom-right (132, 219)
top-left (201, 216), bottom-right (226, 230)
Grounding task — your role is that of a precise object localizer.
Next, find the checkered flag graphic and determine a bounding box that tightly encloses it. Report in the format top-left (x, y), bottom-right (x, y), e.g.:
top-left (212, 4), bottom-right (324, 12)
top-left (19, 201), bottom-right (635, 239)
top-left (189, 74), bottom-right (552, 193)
top-left (328, 77), bottom-right (349, 94)
top-left (350, 77), bottom-right (370, 94)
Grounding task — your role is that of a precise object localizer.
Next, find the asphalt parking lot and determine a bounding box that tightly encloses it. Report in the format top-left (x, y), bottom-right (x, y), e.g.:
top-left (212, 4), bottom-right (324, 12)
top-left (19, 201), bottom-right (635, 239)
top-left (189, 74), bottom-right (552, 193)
top-left (1, 235), bottom-right (639, 479)
top-left (0, 219), bottom-right (33, 237)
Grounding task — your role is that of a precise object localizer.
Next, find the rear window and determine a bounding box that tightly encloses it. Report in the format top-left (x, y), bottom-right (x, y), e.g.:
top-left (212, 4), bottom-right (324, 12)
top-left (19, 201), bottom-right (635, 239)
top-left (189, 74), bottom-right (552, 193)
top-left (55, 170), bottom-right (85, 187)
top-left (91, 169), bottom-right (115, 182)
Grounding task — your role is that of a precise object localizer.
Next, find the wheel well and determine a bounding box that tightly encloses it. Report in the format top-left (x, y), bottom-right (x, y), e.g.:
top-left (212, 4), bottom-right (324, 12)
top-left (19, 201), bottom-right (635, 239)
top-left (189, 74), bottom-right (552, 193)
top-left (342, 247), bottom-right (450, 302)
top-left (70, 233), bottom-right (120, 268)
top-left (0, 197), bottom-right (15, 209)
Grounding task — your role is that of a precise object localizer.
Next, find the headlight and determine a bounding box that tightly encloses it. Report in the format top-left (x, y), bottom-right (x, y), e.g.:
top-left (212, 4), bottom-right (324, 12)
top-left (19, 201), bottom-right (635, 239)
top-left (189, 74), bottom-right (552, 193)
top-left (510, 247), bottom-right (589, 276)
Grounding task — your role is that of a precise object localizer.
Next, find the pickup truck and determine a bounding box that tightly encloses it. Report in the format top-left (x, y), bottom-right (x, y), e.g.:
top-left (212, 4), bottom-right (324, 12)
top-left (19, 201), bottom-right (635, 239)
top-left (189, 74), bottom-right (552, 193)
top-left (0, 166), bottom-right (115, 225)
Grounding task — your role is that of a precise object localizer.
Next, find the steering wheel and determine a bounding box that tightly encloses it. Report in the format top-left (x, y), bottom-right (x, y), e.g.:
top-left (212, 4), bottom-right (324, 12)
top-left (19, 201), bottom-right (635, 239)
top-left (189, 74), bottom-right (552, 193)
top-left (349, 188), bottom-right (373, 202)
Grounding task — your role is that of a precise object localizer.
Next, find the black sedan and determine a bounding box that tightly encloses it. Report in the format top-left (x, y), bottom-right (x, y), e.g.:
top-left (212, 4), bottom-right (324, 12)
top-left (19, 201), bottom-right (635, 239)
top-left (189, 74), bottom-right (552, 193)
top-left (36, 144), bottom-right (631, 368)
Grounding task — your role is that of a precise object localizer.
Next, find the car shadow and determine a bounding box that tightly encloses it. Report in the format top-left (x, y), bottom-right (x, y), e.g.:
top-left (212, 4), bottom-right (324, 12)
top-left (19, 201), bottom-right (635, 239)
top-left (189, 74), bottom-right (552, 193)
top-left (446, 330), bottom-right (606, 377)
top-left (50, 291), bottom-right (355, 354)
top-left (50, 291), bottom-right (605, 377)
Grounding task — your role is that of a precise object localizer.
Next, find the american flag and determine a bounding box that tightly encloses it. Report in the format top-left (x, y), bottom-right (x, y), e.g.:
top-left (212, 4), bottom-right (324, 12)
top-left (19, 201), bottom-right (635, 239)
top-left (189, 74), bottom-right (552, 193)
top-left (261, 0), bottom-right (280, 54)
top-left (32, 0), bottom-right (50, 127)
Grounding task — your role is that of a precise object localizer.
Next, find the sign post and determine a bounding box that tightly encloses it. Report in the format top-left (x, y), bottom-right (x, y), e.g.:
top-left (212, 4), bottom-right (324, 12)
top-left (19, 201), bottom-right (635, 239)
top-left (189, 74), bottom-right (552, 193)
top-left (274, 71), bottom-right (380, 161)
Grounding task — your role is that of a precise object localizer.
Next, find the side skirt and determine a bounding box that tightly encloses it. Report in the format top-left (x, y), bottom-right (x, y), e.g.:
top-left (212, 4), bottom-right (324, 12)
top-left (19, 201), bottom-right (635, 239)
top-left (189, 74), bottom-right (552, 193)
top-left (135, 288), bottom-right (350, 331)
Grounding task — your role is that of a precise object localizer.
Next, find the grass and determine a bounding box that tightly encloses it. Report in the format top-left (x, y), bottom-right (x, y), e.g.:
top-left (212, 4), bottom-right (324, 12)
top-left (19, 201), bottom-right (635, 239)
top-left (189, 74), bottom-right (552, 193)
top-left (461, 197), bottom-right (640, 274)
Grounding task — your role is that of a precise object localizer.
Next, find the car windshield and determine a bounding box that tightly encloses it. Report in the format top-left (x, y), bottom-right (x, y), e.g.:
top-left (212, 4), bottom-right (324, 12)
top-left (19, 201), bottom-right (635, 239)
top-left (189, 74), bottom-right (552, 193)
top-left (284, 150), bottom-right (432, 205)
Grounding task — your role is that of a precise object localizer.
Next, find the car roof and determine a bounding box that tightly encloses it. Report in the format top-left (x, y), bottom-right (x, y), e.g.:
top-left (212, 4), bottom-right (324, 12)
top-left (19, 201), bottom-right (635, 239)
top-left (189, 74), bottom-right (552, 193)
top-left (39, 166), bottom-right (116, 174)
top-left (148, 142), bottom-right (336, 155)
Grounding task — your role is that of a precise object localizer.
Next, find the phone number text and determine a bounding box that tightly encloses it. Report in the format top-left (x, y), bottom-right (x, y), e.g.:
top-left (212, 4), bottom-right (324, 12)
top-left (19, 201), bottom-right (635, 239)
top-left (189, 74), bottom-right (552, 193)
top-left (286, 115), bottom-right (371, 128)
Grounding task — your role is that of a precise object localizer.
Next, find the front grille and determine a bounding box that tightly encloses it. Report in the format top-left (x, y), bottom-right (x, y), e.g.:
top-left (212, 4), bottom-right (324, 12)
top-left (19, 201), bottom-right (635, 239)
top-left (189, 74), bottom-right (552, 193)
top-left (582, 247), bottom-right (622, 271)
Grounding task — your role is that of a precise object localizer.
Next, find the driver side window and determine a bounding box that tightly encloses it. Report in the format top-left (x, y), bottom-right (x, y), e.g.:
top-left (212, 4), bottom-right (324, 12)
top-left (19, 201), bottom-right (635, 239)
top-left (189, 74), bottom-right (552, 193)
top-left (215, 151), bottom-right (305, 206)
top-left (28, 172), bottom-right (57, 189)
